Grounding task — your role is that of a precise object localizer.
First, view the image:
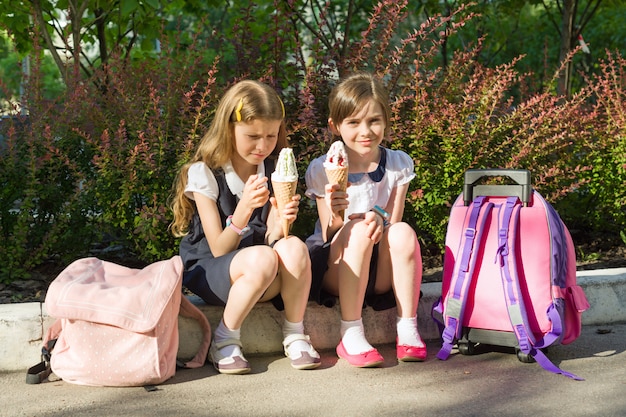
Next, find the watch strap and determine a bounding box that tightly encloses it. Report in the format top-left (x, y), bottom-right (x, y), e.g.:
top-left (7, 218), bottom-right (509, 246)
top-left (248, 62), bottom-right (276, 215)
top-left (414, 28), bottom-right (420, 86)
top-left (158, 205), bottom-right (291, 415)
top-left (226, 215), bottom-right (250, 236)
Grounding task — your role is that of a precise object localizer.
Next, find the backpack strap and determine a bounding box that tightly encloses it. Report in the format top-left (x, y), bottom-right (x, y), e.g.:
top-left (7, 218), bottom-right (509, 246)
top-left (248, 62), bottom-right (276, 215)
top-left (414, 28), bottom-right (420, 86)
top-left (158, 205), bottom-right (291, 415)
top-left (437, 196), bottom-right (494, 360)
top-left (177, 295), bottom-right (212, 369)
top-left (25, 319), bottom-right (62, 384)
top-left (497, 196), bottom-right (583, 381)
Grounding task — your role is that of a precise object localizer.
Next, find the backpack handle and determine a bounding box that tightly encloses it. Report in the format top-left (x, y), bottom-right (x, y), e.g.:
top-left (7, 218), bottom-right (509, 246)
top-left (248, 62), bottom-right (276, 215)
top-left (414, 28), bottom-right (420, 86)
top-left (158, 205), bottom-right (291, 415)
top-left (463, 169), bottom-right (532, 206)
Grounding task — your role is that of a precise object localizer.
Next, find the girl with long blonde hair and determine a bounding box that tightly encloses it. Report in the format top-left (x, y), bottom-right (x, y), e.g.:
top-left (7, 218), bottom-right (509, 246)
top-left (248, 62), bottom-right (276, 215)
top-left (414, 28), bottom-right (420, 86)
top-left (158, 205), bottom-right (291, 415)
top-left (171, 80), bottom-right (320, 374)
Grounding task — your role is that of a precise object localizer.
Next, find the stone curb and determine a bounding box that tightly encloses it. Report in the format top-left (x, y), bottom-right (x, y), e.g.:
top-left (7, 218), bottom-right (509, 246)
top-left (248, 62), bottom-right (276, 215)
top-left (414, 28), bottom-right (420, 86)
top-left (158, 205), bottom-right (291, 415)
top-left (1, 268), bottom-right (624, 372)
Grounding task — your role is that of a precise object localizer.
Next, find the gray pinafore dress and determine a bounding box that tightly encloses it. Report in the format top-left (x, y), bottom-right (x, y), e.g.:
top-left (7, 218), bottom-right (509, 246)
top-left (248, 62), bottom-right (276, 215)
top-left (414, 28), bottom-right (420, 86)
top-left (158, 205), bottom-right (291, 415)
top-left (179, 159), bottom-right (279, 308)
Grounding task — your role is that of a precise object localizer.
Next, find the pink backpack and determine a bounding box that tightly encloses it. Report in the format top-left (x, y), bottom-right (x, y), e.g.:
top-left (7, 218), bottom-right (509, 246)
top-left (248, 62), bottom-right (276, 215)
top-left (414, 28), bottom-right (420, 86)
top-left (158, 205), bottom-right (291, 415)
top-left (26, 256), bottom-right (211, 387)
top-left (433, 170), bottom-right (590, 380)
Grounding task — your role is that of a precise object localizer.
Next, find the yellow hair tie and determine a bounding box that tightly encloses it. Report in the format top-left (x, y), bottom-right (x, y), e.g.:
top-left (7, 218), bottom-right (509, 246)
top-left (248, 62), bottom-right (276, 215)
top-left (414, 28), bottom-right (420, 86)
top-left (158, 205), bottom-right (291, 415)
top-left (235, 97), bottom-right (244, 122)
top-left (279, 97), bottom-right (285, 118)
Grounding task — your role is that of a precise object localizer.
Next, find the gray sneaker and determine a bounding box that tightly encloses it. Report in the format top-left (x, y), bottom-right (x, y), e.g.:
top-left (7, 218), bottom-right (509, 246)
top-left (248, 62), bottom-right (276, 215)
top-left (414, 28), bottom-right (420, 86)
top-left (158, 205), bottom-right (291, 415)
top-left (209, 338), bottom-right (251, 375)
top-left (282, 334), bottom-right (321, 370)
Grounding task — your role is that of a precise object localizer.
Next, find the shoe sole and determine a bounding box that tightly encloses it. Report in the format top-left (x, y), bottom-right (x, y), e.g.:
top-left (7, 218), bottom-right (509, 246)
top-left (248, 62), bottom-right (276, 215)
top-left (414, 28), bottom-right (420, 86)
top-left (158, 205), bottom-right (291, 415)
top-left (397, 356), bottom-right (426, 362)
top-left (211, 360), bottom-right (251, 375)
top-left (292, 362), bottom-right (322, 370)
top-left (343, 359), bottom-right (383, 368)
top-left (336, 343), bottom-right (384, 368)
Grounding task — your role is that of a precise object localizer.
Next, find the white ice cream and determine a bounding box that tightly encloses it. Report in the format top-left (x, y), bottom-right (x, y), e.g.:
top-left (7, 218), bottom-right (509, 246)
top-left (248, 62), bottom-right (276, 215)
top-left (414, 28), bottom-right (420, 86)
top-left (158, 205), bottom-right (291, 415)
top-left (271, 148), bottom-right (298, 182)
top-left (323, 141), bottom-right (348, 169)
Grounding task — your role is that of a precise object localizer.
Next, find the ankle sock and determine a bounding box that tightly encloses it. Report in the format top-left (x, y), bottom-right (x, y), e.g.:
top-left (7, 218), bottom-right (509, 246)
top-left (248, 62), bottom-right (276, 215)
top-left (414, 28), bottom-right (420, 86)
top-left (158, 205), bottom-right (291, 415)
top-left (396, 316), bottom-right (425, 347)
top-left (214, 320), bottom-right (243, 359)
top-left (340, 319), bottom-right (375, 355)
top-left (282, 319), bottom-right (311, 358)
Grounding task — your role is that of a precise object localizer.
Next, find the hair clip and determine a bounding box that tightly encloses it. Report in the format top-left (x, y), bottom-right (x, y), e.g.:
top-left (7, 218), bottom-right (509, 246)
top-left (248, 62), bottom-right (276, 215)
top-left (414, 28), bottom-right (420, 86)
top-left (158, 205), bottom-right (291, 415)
top-left (235, 97), bottom-right (244, 122)
top-left (278, 97), bottom-right (285, 118)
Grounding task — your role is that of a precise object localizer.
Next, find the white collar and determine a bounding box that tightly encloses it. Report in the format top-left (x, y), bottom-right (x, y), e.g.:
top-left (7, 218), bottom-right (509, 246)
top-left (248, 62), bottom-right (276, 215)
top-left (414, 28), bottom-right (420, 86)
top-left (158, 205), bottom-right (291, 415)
top-left (223, 160), bottom-right (266, 199)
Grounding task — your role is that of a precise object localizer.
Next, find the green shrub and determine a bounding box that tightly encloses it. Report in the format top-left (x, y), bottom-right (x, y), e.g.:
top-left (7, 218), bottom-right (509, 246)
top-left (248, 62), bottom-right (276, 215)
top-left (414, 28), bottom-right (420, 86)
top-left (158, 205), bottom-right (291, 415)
top-left (1, 1), bottom-right (625, 284)
top-left (566, 51), bottom-right (626, 233)
top-left (0, 111), bottom-right (93, 282)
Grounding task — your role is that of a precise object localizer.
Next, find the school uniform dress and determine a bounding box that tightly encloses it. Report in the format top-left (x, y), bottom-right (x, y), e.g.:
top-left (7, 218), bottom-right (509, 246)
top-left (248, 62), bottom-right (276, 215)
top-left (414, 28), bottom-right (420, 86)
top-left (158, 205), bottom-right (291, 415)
top-left (304, 146), bottom-right (416, 310)
top-left (179, 158), bottom-right (280, 308)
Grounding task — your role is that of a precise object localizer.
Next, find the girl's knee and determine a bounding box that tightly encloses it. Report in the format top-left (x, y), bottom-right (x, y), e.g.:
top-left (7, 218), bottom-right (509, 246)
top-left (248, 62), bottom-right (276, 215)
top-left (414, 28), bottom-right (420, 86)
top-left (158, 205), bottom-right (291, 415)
top-left (342, 220), bottom-right (376, 250)
top-left (234, 246), bottom-right (278, 280)
top-left (274, 237), bottom-right (308, 257)
top-left (387, 222), bottom-right (420, 254)
top-left (274, 238), bottom-right (311, 270)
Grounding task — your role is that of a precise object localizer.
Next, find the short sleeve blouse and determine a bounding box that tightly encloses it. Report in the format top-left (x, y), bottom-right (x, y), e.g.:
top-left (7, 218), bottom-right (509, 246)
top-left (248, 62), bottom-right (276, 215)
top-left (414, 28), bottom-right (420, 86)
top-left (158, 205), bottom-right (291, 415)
top-left (184, 160), bottom-right (267, 202)
top-left (184, 162), bottom-right (219, 201)
top-left (304, 146), bottom-right (415, 218)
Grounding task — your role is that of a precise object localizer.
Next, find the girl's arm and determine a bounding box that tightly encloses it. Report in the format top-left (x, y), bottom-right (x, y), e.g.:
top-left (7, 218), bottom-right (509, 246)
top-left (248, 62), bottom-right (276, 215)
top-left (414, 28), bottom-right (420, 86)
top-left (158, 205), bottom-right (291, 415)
top-left (317, 183), bottom-right (347, 242)
top-left (385, 182), bottom-right (409, 224)
top-left (194, 174), bottom-right (269, 257)
top-left (193, 192), bottom-right (248, 257)
top-left (265, 203), bottom-right (279, 244)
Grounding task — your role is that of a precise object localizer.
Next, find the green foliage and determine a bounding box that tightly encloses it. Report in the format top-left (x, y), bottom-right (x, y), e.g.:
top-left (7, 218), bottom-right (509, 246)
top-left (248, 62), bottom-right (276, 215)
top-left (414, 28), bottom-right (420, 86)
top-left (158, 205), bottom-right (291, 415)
top-left (0, 115), bottom-right (93, 283)
top-left (74, 44), bottom-right (222, 263)
top-left (401, 52), bottom-right (599, 249)
top-left (0, 33), bottom-right (64, 106)
top-left (559, 51), bottom-right (626, 232)
top-left (1, 0), bottom-right (625, 284)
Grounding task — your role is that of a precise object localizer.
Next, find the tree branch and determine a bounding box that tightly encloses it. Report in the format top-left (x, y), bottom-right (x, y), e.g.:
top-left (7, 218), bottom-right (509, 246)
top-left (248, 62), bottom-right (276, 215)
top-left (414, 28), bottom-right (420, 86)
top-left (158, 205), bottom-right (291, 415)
top-left (285, 0), bottom-right (333, 51)
top-left (30, 0), bottom-right (69, 85)
top-left (541, 0), bottom-right (562, 34)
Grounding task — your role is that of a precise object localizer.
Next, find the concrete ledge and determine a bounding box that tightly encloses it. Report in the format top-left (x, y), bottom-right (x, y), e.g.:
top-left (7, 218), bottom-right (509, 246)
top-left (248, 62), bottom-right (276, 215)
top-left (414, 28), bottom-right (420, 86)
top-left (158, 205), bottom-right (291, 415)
top-left (3, 268), bottom-right (625, 372)
top-left (0, 303), bottom-right (44, 372)
top-left (576, 268), bottom-right (626, 325)
top-left (177, 289), bottom-right (442, 360)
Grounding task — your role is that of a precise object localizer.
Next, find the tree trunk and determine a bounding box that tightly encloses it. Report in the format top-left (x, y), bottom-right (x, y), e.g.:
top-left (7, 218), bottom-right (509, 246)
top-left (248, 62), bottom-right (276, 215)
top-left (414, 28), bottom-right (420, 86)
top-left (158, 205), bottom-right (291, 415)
top-left (557, 0), bottom-right (575, 97)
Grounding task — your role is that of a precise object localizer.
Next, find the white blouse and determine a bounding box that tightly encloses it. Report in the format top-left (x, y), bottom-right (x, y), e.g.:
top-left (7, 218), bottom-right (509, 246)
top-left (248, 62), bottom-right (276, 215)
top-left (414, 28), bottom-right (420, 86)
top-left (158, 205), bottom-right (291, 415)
top-left (184, 160), bottom-right (267, 201)
top-left (305, 147), bottom-right (415, 245)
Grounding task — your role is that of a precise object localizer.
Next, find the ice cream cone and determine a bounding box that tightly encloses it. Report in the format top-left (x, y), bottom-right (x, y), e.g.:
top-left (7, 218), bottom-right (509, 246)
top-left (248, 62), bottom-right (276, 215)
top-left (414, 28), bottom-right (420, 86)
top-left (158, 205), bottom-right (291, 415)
top-left (325, 166), bottom-right (348, 220)
top-left (272, 179), bottom-right (298, 238)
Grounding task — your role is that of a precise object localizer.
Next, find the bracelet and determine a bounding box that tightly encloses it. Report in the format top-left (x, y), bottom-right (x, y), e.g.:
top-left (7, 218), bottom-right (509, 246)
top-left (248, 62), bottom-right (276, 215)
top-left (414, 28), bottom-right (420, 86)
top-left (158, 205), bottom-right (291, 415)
top-left (370, 205), bottom-right (390, 227)
top-left (226, 215), bottom-right (250, 236)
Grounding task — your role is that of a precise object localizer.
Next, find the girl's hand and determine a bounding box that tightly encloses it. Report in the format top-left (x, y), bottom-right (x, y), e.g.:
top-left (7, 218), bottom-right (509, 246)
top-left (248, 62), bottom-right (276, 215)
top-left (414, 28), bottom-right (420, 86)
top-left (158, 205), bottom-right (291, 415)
top-left (270, 194), bottom-right (301, 232)
top-left (240, 174), bottom-right (270, 210)
top-left (348, 211), bottom-right (385, 243)
top-left (324, 183), bottom-right (349, 221)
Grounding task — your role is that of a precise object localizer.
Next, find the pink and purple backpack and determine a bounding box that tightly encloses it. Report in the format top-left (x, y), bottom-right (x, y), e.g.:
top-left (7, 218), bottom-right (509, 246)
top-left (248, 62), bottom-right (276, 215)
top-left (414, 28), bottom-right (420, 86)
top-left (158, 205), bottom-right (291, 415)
top-left (433, 169), bottom-right (590, 380)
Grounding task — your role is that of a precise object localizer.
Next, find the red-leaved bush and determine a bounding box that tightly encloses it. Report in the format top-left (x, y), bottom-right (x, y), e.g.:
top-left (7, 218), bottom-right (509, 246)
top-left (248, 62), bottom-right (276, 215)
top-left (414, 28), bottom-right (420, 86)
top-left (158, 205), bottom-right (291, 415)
top-left (1, 1), bottom-right (624, 283)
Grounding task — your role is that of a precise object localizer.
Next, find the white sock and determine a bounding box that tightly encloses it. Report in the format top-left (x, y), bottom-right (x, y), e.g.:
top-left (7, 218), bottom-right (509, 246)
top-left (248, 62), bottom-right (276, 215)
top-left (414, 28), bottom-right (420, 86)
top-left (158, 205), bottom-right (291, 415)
top-left (282, 319), bottom-right (311, 358)
top-left (396, 316), bottom-right (425, 347)
top-left (340, 319), bottom-right (374, 355)
top-left (215, 319), bottom-right (243, 358)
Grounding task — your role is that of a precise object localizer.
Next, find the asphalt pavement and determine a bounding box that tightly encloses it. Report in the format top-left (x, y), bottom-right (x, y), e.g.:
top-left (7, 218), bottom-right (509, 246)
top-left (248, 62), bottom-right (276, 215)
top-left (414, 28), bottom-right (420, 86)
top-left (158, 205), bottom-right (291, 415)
top-left (2, 323), bottom-right (625, 417)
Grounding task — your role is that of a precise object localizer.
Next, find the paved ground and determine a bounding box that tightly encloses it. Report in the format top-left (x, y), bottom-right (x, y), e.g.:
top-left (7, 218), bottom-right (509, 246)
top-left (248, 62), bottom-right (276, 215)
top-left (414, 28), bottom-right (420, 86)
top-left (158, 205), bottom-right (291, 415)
top-left (2, 323), bottom-right (624, 417)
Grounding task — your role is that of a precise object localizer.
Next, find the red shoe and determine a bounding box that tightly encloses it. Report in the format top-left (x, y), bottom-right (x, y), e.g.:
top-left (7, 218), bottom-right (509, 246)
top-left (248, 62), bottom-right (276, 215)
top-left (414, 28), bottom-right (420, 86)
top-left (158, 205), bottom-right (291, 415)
top-left (336, 341), bottom-right (384, 368)
top-left (396, 339), bottom-right (427, 362)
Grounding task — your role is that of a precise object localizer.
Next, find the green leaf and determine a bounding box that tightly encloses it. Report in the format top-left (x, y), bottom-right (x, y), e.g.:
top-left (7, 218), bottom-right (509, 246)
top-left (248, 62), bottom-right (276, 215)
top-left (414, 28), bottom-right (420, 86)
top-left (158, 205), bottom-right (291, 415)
top-left (120, 0), bottom-right (139, 17)
top-left (143, 0), bottom-right (160, 9)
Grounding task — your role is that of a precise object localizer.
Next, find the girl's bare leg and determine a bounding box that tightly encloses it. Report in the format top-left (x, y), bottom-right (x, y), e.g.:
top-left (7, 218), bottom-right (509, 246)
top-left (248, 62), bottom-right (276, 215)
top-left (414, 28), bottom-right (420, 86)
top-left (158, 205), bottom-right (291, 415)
top-left (225, 246), bottom-right (278, 329)
top-left (376, 222), bottom-right (422, 318)
top-left (263, 237), bottom-right (320, 369)
top-left (325, 220), bottom-right (377, 357)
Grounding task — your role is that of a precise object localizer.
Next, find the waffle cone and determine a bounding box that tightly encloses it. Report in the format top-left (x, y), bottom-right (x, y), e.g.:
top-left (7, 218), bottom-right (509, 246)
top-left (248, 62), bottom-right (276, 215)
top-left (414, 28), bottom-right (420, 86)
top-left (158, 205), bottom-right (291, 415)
top-left (272, 179), bottom-right (298, 238)
top-left (325, 166), bottom-right (348, 220)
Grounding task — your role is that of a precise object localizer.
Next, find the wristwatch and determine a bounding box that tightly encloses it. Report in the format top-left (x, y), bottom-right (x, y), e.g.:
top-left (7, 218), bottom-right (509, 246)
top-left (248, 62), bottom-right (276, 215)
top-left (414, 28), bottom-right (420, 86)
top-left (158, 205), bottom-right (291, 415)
top-left (371, 205), bottom-right (390, 227)
top-left (226, 215), bottom-right (251, 236)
